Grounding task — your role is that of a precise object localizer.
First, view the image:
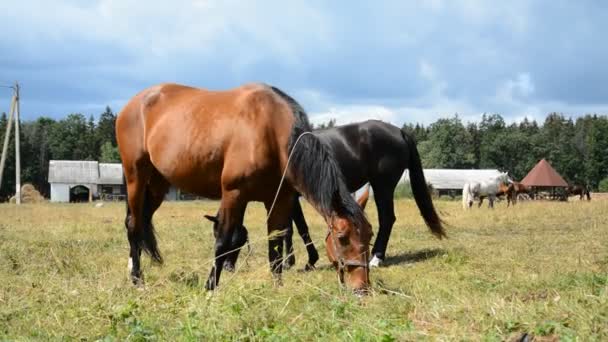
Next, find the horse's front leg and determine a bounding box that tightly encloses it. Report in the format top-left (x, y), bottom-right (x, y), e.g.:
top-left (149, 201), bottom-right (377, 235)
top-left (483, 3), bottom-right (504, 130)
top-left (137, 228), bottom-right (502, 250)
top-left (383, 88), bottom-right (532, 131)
top-left (205, 192), bottom-right (246, 291)
top-left (265, 192), bottom-right (295, 285)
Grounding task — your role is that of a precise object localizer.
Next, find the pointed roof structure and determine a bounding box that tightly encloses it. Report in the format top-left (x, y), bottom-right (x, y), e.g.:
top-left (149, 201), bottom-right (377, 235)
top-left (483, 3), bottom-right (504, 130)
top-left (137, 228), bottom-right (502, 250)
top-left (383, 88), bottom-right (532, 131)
top-left (520, 159), bottom-right (568, 187)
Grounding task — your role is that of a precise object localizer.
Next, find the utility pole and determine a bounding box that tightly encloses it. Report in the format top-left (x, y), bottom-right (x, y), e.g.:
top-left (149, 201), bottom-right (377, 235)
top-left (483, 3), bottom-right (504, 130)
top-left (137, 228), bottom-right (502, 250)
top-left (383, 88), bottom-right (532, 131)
top-left (14, 83), bottom-right (21, 204)
top-left (0, 82), bottom-right (21, 204)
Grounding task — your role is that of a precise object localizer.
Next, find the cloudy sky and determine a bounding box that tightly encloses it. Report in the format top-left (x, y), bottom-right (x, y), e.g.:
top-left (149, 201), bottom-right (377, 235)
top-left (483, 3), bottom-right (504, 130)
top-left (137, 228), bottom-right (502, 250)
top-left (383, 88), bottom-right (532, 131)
top-left (1, 1), bottom-right (607, 125)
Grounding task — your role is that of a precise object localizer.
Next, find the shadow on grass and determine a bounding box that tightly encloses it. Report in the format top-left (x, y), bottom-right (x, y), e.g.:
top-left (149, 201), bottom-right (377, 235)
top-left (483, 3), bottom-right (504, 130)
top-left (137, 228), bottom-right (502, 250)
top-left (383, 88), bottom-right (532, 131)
top-left (383, 248), bottom-right (446, 267)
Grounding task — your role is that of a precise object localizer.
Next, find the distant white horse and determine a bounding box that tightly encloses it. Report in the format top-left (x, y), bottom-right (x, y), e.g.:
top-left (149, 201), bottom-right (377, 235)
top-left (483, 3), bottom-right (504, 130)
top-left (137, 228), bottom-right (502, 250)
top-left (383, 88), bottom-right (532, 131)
top-left (462, 172), bottom-right (510, 209)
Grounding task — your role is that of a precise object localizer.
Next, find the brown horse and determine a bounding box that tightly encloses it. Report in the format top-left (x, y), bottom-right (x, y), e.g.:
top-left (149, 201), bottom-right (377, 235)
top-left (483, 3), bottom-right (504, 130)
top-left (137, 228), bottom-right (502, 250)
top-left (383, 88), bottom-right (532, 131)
top-left (116, 83), bottom-right (372, 292)
top-left (508, 181), bottom-right (532, 204)
top-left (567, 185), bottom-right (591, 201)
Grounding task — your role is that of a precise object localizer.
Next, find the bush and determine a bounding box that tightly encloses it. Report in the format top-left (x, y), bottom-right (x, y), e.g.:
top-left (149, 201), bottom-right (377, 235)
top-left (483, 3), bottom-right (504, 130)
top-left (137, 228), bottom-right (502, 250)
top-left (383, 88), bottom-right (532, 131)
top-left (394, 182), bottom-right (414, 199)
top-left (598, 177), bottom-right (608, 192)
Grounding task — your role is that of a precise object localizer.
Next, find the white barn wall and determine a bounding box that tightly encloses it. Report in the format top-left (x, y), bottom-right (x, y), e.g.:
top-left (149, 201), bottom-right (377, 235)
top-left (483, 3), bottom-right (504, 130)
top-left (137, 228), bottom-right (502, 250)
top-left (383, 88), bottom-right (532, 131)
top-left (50, 183), bottom-right (70, 203)
top-left (50, 183), bottom-right (98, 202)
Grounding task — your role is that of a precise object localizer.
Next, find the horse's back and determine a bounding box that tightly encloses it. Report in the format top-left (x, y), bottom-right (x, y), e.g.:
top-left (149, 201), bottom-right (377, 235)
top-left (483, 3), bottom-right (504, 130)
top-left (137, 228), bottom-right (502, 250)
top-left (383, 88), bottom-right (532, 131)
top-left (315, 120), bottom-right (408, 190)
top-left (117, 83), bottom-right (295, 199)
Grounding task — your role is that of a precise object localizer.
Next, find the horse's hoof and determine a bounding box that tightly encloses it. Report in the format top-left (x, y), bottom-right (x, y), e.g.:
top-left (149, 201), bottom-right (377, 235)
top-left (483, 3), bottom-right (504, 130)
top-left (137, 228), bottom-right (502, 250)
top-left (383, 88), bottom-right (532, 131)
top-left (205, 280), bottom-right (217, 291)
top-left (283, 255), bottom-right (296, 270)
top-left (272, 276), bottom-right (283, 287)
top-left (223, 261), bottom-right (236, 273)
top-left (369, 255), bottom-right (383, 268)
top-left (131, 274), bottom-right (144, 287)
top-left (303, 263), bottom-right (316, 272)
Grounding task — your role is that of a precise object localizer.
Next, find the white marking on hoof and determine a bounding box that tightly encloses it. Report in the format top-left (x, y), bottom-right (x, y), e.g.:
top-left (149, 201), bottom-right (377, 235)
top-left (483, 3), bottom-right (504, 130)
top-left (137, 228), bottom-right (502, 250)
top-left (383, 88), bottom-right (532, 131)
top-left (128, 257), bottom-right (133, 272)
top-left (369, 255), bottom-right (383, 267)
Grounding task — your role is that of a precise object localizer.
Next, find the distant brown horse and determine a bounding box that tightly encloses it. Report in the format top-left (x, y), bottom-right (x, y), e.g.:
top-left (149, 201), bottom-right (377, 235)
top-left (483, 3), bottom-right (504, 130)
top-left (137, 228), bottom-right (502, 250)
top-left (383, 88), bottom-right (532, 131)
top-left (116, 83), bottom-right (372, 292)
top-left (567, 185), bottom-right (591, 201)
top-left (508, 181), bottom-right (532, 204)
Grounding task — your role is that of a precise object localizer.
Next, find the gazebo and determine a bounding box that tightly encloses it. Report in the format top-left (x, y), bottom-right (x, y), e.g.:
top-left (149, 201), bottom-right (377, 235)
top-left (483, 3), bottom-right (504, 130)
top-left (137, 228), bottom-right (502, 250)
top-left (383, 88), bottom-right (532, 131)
top-left (520, 159), bottom-right (568, 200)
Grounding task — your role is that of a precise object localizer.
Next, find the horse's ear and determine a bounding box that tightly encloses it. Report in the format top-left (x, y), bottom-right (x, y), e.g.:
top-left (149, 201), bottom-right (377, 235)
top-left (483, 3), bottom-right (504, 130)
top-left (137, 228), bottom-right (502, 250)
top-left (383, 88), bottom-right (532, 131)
top-left (204, 214), bottom-right (219, 224)
top-left (356, 185), bottom-right (370, 210)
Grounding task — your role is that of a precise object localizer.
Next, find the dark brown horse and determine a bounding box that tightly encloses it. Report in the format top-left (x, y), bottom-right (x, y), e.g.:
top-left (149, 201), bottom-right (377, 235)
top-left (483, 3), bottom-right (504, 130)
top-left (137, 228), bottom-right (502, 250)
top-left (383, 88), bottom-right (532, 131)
top-left (567, 185), bottom-right (591, 201)
top-left (116, 83), bottom-right (372, 292)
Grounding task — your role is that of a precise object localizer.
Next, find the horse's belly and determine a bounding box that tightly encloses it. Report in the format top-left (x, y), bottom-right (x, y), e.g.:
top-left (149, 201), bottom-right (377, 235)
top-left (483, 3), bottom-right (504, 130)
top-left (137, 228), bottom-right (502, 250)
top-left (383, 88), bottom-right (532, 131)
top-left (150, 150), bottom-right (224, 199)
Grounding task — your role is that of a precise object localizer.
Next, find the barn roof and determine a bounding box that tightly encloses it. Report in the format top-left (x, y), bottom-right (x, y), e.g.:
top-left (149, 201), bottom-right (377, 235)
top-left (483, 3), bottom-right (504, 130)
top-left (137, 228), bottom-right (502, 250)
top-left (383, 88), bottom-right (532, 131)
top-left (99, 163), bottom-right (123, 184)
top-left (520, 159), bottom-right (568, 187)
top-left (48, 160), bottom-right (99, 184)
top-left (401, 169), bottom-right (502, 190)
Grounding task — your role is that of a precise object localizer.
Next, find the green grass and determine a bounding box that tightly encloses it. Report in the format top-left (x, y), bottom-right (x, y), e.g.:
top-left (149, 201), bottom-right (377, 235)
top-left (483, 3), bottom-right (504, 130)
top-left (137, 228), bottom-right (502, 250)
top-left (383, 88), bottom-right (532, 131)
top-left (1, 198), bottom-right (607, 340)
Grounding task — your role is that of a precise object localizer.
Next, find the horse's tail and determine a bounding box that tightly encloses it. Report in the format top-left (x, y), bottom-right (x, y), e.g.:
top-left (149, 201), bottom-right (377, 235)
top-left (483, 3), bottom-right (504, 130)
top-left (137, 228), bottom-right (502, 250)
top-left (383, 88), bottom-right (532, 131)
top-left (462, 183), bottom-right (470, 209)
top-left (401, 129), bottom-right (446, 239)
top-left (123, 174), bottom-right (162, 264)
top-left (270, 86), bottom-right (368, 229)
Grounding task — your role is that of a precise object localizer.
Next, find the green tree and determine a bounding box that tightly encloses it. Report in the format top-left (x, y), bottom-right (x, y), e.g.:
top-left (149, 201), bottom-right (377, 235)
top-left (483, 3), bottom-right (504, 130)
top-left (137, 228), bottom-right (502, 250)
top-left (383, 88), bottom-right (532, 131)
top-left (478, 113), bottom-right (507, 168)
top-left (0, 112), bottom-right (16, 199)
top-left (402, 123), bottom-right (428, 143)
top-left (314, 118), bottom-right (337, 130)
top-left (99, 141), bottom-right (121, 163)
top-left (49, 113), bottom-right (91, 160)
top-left (97, 106), bottom-right (117, 147)
top-left (418, 115), bottom-right (476, 168)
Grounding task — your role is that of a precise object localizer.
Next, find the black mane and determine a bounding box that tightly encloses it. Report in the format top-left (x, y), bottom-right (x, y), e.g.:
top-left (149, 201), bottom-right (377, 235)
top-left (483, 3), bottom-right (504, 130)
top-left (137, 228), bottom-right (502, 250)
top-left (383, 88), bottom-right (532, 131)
top-left (269, 86), bottom-right (368, 230)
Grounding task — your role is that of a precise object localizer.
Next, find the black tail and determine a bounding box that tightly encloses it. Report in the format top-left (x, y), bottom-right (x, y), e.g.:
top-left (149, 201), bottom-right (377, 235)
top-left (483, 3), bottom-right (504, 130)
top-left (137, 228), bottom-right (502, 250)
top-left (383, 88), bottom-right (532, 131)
top-left (401, 129), bottom-right (446, 239)
top-left (270, 86), bottom-right (368, 230)
top-left (124, 175), bottom-right (162, 264)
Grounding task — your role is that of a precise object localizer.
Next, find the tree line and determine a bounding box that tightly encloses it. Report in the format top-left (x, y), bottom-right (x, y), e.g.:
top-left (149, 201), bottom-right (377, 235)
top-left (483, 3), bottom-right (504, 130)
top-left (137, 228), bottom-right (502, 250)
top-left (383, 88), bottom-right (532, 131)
top-left (0, 107), bottom-right (119, 199)
top-left (402, 113), bottom-right (608, 190)
top-left (0, 109), bottom-right (607, 201)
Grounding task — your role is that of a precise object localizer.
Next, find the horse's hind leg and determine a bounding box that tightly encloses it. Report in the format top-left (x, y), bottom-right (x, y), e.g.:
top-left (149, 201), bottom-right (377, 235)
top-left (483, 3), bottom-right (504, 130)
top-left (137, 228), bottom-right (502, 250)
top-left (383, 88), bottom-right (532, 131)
top-left (291, 195), bottom-right (319, 270)
top-left (282, 218), bottom-right (296, 270)
top-left (370, 185), bottom-right (396, 266)
top-left (124, 164), bottom-right (168, 285)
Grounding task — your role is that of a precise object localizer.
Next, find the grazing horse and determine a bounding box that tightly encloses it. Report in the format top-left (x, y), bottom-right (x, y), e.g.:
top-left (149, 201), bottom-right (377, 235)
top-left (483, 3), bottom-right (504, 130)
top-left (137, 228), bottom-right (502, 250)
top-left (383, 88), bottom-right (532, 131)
top-left (116, 83), bottom-right (372, 292)
top-left (478, 182), bottom-right (513, 207)
top-left (567, 185), bottom-right (591, 201)
top-left (508, 181), bottom-right (532, 204)
top-left (462, 172), bottom-right (510, 209)
top-left (226, 120), bottom-right (446, 269)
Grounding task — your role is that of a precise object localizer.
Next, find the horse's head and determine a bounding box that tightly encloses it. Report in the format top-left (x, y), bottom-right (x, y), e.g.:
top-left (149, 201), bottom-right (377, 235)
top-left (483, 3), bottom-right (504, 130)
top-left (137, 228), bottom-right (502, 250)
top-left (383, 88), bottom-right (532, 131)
top-left (203, 214), bottom-right (248, 242)
top-left (325, 187), bottom-right (372, 293)
top-left (497, 172), bottom-right (510, 185)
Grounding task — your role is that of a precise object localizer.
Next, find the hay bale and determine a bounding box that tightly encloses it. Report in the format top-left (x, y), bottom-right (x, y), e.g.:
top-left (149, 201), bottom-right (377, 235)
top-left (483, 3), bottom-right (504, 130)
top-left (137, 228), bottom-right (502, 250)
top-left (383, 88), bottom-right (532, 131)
top-left (9, 183), bottom-right (46, 203)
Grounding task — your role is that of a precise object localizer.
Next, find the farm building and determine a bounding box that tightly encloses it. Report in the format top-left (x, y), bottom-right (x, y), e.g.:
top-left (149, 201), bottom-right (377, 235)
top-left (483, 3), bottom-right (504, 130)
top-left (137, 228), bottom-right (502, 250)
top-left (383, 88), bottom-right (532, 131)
top-left (401, 169), bottom-right (502, 197)
top-left (520, 158), bottom-right (568, 200)
top-left (98, 163), bottom-right (125, 200)
top-left (48, 160), bottom-right (180, 202)
top-left (48, 161), bottom-right (100, 202)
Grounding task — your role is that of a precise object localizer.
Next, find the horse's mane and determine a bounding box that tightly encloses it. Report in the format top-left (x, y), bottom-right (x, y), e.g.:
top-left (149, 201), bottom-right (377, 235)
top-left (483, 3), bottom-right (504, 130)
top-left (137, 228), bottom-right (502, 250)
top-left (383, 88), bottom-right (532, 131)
top-left (269, 86), bottom-right (368, 229)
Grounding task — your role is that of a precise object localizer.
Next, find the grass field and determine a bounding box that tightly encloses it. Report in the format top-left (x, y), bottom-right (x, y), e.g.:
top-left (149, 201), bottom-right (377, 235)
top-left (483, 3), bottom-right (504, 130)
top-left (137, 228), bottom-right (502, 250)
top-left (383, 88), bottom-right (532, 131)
top-left (1, 197), bottom-right (607, 341)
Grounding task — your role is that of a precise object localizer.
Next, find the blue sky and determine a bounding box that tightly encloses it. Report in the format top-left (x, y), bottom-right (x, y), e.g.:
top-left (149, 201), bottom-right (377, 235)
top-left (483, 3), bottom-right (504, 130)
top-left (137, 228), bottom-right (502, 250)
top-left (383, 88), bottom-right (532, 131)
top-left (1, 1), bottom-right (607, 125)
